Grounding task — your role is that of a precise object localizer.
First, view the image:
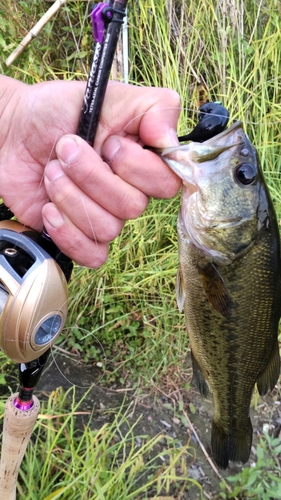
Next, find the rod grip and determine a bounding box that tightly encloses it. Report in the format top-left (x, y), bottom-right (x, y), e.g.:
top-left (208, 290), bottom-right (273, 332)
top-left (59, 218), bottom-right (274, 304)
top-left (0, 394), bottom-right (40, 499)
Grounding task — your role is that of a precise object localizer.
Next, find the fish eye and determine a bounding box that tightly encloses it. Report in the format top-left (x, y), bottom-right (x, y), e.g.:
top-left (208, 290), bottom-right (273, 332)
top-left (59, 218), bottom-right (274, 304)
top-left (235, 163), bottom-right (257, 185)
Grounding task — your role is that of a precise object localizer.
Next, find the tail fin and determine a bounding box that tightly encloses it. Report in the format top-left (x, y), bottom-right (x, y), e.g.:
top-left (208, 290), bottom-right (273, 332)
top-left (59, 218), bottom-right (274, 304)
top-left (211, 419), bottom-right (252, 469)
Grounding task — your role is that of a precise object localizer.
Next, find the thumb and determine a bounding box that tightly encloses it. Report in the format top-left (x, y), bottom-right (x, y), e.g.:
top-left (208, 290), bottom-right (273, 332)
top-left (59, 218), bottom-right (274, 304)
top-left (137, 89), bottom-right (181, 148)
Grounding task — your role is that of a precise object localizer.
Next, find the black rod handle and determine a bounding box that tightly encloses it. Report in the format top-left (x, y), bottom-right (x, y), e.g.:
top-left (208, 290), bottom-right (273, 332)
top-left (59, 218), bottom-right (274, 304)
top-left (77, 0), bottom-right (128, 145)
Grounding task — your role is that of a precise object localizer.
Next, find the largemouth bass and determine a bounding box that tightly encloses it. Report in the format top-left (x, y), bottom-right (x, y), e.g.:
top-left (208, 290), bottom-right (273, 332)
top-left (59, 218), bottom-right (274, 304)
top-left (159, 122), bottom-right (281, 469)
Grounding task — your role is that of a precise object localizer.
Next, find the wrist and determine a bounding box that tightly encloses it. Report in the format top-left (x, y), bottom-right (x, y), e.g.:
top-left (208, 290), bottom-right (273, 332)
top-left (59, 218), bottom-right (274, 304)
top-left (0, 76), bottom-right (26, 150)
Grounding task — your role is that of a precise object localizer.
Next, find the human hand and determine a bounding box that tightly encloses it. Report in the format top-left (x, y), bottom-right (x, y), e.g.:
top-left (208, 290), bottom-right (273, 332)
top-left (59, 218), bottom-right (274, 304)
top-left (0, 77), bottom-right (181, 267)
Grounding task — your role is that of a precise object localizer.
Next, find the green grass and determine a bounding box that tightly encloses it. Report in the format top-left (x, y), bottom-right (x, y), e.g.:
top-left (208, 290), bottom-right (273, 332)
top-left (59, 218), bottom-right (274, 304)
top-left (1, 0), bottom-right (281, 498)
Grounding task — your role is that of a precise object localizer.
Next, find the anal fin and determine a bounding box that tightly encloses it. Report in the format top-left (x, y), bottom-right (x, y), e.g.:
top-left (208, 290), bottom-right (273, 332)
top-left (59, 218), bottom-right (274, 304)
top-left (256, 340), bottom-right (280, 396)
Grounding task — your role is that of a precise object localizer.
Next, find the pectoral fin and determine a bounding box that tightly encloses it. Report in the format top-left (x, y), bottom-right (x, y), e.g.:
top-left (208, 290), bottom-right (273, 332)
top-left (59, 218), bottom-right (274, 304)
top-left (176, 266), bottom-right (186, 312)
top-left (197, 263), bottom-right (232, 319)
top-left (256, 341), bottom-right (280, 396)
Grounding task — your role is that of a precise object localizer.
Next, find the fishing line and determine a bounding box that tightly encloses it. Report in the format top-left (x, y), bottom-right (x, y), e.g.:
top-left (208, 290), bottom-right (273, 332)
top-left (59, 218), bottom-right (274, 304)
top-left (48, 313), bottom-right (137, 391)
top-left (49, 329), bottom-right (107, 389)
top-left (120, 106), bottom-right (281, 133)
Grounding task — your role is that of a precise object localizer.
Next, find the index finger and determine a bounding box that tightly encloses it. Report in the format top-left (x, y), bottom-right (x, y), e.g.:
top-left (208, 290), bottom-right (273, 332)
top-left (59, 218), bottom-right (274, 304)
top-left (94, 82), bottom-right (181, 152)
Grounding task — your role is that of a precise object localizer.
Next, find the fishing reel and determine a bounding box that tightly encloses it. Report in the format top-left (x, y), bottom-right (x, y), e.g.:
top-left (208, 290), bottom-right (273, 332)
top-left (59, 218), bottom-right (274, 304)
top-left (0, 220), bottom-right (68, 364)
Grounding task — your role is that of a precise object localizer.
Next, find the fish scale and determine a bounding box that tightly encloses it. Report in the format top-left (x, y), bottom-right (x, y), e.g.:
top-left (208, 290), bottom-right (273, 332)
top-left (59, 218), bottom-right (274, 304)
top-left (157, 121), bottom-right (281, 469)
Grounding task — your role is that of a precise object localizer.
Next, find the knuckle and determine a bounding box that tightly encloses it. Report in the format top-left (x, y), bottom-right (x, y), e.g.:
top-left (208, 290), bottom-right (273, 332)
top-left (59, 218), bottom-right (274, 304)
top-left (52, 229), bottom-right (109, 269)
top-left (126, 192), bottom-right (148, 219)
top-left (54, 189), bottom-right (70, 206)
top-left (47, 177), bottom-right (71, 206)
top-left (171, 90), bottom-right (181, 108)
top-left (94, 251), bottom-right (109, 268)
top-left (97, 218), bottom-right (124, 242)
top-left (81, 243), bottom-right (109, 268)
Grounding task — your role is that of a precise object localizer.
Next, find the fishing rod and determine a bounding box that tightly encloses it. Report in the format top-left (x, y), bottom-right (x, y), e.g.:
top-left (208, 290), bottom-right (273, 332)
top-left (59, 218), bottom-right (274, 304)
top-left (77, 0), bottom-right (128, 143)
top-left (0, 2), bottom-right (127, 498)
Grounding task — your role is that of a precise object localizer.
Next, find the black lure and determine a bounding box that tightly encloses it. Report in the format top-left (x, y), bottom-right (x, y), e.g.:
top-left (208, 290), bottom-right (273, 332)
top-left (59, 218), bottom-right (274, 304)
top-left (178, 102), bottom-right (229, 143)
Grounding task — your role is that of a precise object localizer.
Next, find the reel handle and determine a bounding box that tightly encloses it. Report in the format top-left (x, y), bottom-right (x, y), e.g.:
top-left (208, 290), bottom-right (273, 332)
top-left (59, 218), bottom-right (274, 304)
top-left (0, 394), bottom-right (40, 499)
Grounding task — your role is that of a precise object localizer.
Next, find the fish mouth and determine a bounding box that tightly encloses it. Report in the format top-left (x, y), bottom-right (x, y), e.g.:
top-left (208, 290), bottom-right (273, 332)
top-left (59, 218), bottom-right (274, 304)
top-left (160, 121), bottom-right (243, 157)
top-left (157, 121), bottom-right (244, 184)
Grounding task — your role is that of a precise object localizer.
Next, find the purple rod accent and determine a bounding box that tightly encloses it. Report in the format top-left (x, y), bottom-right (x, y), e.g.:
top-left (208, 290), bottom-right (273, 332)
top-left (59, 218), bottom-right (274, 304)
top-left (91, 3), bottom-right (111, 43)
top-left (14, 396), bottom-right (34, 411)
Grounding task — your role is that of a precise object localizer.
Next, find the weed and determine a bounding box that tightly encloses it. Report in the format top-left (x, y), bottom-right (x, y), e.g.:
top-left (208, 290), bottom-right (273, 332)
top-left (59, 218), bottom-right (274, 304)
top-left (219, 433), bottom-right (281, 499)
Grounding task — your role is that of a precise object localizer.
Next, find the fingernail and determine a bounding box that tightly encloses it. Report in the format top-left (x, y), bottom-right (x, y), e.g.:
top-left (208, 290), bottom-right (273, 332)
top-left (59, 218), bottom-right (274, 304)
top-left (102, 137), bottom-right (120, 162)
top-left (45, 161), bottom-right (64, 182)
top-left (44, 205), bottom-right (64, 228)
top-left (56, 136), bottom-right (79, 166)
